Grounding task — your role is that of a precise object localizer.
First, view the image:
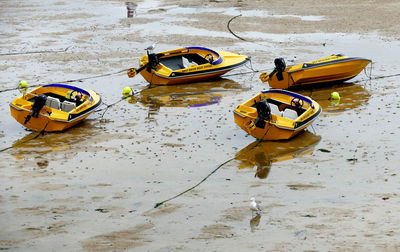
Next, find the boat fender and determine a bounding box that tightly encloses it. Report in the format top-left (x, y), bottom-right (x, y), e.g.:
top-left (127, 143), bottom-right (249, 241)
top-left (273, 57), bottom-right (286, 81)
top-left (254, 100), bottom-right (271, 129)
top-left (24, 94), bottom-right (47, 124)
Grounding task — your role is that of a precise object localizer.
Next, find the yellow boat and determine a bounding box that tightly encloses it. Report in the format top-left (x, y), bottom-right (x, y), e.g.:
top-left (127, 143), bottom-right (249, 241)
top-left (260, 54), bottom-right (371, 89)
top-left (127, 46), bottom-right (250, 85)
top-left (233, 89), bottom-right (321, 140)
top-left (10, 84), bottom-right (101, 132)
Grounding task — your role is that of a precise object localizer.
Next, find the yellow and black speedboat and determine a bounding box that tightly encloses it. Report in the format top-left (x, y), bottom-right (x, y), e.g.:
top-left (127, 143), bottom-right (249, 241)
top-left (260, 54), bottom-right (371, 89)
top-left (233, 89), bottom-right (321, 141)
top-left (10, 84), bottom-right (101, 132)
top-left (127, 46), bottom-right (250, 85)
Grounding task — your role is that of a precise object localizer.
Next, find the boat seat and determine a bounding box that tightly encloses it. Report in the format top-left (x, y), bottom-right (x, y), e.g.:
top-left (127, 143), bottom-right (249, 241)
top-left (269, 103), bottom-right (282, 116)
top-left (185, 53), bottom-right (209, 65)
top-left (61, 100), bottom-right (76, 112)
top-left (182, 56), bottom-right (191, 68)
top-left (282, 108), bottom-right (298, 120)
top-left (45, 96), bottom-right (60, 110)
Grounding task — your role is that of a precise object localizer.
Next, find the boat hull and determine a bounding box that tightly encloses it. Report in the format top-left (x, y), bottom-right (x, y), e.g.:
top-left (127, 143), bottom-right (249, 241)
top-left (139, 47), bottom-right (249, 85)
top-left (266, 55), bottom-right (371, 89)
top-left (234, 89), bottom-right (321, 141)
top-left (10, 84), bottom-right (101, 132)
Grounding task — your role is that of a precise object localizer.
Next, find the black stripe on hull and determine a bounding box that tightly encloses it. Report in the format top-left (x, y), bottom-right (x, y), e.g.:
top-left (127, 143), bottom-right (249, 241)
top-left (68, 98), bottom-right (102, 121)
top-left (161, 58), bottom-right (250, 79)
top-left (298, 57), bottom-right (370, 71)
top-left (294, 106), bottom-right (322, 129)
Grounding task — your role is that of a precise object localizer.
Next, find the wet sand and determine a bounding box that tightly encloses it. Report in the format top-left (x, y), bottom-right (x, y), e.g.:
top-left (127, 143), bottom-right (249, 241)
top-left (1, 0), bottom-right (400, 251)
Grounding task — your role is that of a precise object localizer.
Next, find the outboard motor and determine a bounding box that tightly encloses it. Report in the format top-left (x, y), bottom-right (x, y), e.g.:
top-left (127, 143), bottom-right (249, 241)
top-left (146, 52), bottom-right (160, 72)
top-left (273, 57), bottom-right (286, 81)
top-left (254, 100), bottom-right (271, 129)
top-left (24, 94), bottom-right (47, 124)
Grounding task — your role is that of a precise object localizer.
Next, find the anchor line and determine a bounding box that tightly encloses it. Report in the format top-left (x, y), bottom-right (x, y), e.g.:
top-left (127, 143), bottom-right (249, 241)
top-left (227, 14), bottom-right (248, 42)
top-left (0, 69), bottom-right (129, 94)
top-left (0, 46), bottom-right (72, 56)
top-left (93, 84), bottom-right (155, 119)
top-left (0, 117), bottom-right (50, 153)
top-left (154, 122), bottom-right (272, 209)
top-left (226, 14), bottom-right (271, 48)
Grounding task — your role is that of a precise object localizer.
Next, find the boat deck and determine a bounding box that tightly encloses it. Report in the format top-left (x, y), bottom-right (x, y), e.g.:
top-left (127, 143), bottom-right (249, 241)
top-left (160, 53), bottom-right (209, 70)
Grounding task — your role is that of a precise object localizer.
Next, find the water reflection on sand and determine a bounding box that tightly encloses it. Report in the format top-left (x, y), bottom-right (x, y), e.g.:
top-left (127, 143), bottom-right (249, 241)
top-left (10, 120), bottom-right (102, 159)
top-left (132, 78), bottom-right (247, 120)
top-left (295, 82), bottom-right (370, 113)
top-left (235, 131), bottom-right (321, 179)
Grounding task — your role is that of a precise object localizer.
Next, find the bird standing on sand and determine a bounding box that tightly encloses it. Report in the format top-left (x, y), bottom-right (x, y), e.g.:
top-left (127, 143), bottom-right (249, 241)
top-left (250, 197), bottom-right (261, 216)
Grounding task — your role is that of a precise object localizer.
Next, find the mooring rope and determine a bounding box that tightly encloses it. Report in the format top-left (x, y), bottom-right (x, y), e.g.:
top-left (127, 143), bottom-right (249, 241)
top-left (154, 123), bottom-right (272, 208)
top-left (0, 118), bottom-right (50, 153)
top-left (58, 69), bottom-right (129, 84)
top-left (0, 69), bottom-right (129, 94)
top-left (0, 46), bottom-right (72, 56)
top-left (227, 14), bottom-right (271, 48)
top-left (227, 14), bottom-right (248, 42)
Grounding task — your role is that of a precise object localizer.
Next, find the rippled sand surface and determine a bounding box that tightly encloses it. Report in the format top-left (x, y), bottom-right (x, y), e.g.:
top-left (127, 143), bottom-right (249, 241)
top-left (1, 0), bottom-right (400, 251)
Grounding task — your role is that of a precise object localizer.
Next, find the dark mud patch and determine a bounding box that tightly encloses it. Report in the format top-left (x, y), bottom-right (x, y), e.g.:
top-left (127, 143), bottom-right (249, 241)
top-left (220, 206), bottom-right (248, 222)
top-left (249, 181), bottom-right (265, 188)
top-left (142, 203), bottom-right (182, 217)
top-left (81, 223), bottom-right (154, 252)
top-left (0, 221), bottom-right (72, 248)
top-left (287, 183), bottom-right (324, 190)
top-left (289, 207), bottom-right (356, 221)
top-left (15, 205), bottom-right (81, 216)
top-left (30, 182), bottom-right (69, 191)
top-left (197, 224), bottom-right (235, 239)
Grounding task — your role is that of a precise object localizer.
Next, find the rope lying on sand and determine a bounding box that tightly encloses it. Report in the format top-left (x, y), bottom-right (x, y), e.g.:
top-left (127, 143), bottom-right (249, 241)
top-left (0, 64), bottom-right (258, 94)
top-left (154, 125), bottom-right (272, 208)
top-left (0, 119), bottom-right (49, 153)
top-left (59, 69), bottom-right (129, 84)
top-left (0, 46), bottom-right (72, 56)
top-left (0, 131), bottom-right (43, 153)
top-left (227, 14), bottom-right (249, 42)
top-left (94, 87), bottom-right (147, 118)
top-left (227, 14), bottom-right (270, 48)
top-left (0, 69), bottom-right (129, 94)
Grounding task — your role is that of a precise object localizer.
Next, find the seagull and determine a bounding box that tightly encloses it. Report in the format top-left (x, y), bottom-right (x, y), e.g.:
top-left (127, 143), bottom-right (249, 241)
top-left (250, 197), bottom-right (261, 216)
top-left (288, 56), bottom-right (297, 63)
top-left (145, 43), bottom-right (156, 53)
